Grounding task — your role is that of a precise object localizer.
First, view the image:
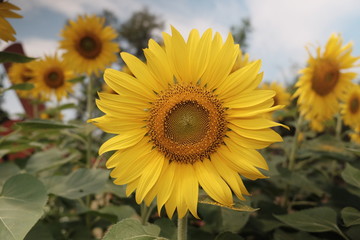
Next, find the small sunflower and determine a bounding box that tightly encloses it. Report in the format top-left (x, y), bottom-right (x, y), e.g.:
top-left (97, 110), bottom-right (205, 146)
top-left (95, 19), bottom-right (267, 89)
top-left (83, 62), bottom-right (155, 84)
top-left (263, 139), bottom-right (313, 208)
top-left (349, 126), bottom-right (360, 144)
top-left (293, 33), bottom-right (360, 131)
top-left (59, 14), bottom-right (119, 76)
top-left (0, 1), bottom-right (22, 42)
top-left (8, 62), bottom-right (35, 98)
top-left (31, 54), bottom-right (75, 101)
top-left (89, 27), bottom-right (285, 219)
top-left (341, 84), bottom-right (360, 128)
top-left (260, 82), bottom-right (290, 120)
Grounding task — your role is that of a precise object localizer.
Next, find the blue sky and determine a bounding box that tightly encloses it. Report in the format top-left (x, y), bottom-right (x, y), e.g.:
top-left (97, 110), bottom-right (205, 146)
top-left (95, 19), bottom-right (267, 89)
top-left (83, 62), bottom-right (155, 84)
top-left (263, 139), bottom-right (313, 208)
top-left (2, 0), bottom-right (360, 118)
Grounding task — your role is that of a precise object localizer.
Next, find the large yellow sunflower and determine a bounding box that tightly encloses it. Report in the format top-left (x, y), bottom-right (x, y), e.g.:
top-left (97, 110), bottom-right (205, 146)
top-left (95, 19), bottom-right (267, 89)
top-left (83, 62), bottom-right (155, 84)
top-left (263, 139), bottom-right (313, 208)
top-left (8, 62), bottom-right (35, 98)
top-left (89, 27), bottom-right (284, 219)
top-left (341, 84), bottom-right (360, 128)
top-left (31, 54), bottom-right (75, 101)
top-left (293, 34), bottom-right (359, 131)
top-left (0, 1), bottom-right (22, 42)
top-left (59, 14), bottom-right (119, 76)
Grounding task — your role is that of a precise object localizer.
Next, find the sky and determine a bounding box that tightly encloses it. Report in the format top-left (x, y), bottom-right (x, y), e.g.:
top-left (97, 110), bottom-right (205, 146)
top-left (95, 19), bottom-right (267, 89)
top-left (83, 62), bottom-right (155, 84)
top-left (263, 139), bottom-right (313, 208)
top-left (2, 0), bottom-right (360, 119)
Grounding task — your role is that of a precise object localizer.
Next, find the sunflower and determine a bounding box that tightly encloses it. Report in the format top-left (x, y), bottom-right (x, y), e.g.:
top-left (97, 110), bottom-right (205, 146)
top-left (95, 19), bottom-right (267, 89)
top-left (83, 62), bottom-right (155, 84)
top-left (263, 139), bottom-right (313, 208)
top-left (31, 54), bottom-right (75, 101)
top-left (59, 14), bottom-right (119, 76)
top-left (0, 1), bottom-right (22, 42)
top-left (8, 62), bottom-right (35, 98)
top-left (341, 84), bottom-right (360, 128)
top-left (89, 27), bottom-right (284, 219)
top-left (349, 126), bottom-right (360, 144)
top-left (260, 82), bottom-right (290, 120)
top-left (293, 33), bottom-right (359, 131)
top-left (102, 66), bottom-right (132, 94)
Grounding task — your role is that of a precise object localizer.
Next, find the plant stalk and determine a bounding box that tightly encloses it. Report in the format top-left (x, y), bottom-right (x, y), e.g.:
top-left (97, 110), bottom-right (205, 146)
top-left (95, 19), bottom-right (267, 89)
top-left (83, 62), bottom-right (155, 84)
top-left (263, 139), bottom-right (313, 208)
top-left (177, 213), bottom-right (188, 240)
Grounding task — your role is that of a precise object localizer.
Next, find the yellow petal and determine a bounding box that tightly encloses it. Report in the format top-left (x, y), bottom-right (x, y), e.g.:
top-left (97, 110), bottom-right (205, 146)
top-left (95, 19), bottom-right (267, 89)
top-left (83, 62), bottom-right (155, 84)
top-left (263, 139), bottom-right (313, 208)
top-left (126, 177), bottom-right (140, 196)
top-left (157, 162), bottom-right (176, 215)
top-left (194, 159), bottom-right (233, 206)
top-left (99, 129), bottom-right (145, 155)
top-left (229, 118), bottom-right (289, 130)
top-left (225, 90), bottom-right (275, 109)
top-left (89, 115), bottom-right (145, 134)
top-left (180, 164), bottom-right (199, 218)
top-left (135, 151), bottom-right (165, 203)
top-left (229, 124), bottom-right (283, 142)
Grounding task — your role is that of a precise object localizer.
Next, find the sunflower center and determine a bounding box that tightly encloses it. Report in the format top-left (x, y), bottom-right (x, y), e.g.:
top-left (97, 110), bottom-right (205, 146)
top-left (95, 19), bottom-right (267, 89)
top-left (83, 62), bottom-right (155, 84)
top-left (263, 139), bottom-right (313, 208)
top-left (77, 35), bottom-right (102, 59)
top-left (350, 96), bottom-right (359, 114)
top-left (45, 68), bottom-right (64, 89)
top-left (311, 59), bottom-right (340, 96)
top-left (148, 84), bottom-right (227, 164)
top-left (165, 101), bottom-right (209, 144)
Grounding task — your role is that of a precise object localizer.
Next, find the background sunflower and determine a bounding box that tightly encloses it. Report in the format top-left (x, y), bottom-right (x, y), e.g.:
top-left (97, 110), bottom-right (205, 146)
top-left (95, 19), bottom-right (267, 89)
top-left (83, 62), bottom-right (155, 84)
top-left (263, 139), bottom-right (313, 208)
top-left (293, 33), bottom-right (360, 131)
top-left (59, 14), bottom-right (120, 76)
top-left (0, 1), bottom-right (22, 42)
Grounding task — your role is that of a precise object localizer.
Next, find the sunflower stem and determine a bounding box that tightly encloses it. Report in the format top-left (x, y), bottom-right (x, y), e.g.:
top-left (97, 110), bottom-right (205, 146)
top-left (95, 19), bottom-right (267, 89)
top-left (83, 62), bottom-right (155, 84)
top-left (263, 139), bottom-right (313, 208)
top-left (140, 202), bottom-right (156, 225)
top-left (335, 113), bottom-right (342, 140)
top-left (288, 115), bottom-right (303, 171)
top-left (32, 100), bottom-right (39, 119)
top-left (86, 75), bottom-right (94, 168)
top-left (177, 213), bottom-right (188, 240)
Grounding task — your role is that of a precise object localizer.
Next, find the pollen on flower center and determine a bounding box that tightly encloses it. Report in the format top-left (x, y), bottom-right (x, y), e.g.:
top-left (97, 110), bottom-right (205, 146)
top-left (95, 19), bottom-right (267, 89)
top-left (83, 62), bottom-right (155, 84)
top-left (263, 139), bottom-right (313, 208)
top-left (311, 59), bottom-right (340, 96)
top-left (148, 84), bottom-right (227, 164)
top-left (77, 35), bottom-right (102, 59)
top-left (45, 68), bottom-right (64, 89)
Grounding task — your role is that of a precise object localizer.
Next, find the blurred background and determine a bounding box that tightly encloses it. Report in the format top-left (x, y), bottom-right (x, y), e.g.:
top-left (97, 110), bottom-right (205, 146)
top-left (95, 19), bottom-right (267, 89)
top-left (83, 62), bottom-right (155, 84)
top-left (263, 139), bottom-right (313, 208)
top-left (2, 0), bottom-right (360, 119)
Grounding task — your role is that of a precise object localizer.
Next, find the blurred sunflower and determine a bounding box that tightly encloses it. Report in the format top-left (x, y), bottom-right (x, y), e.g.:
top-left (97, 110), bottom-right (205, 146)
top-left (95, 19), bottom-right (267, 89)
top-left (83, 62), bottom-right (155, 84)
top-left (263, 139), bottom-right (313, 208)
top-left (293, 33), bottom-right (359, 131)
top-left (8, 62), bottom-right (35, 98)
top-left (341, 84), bottom-right (360, 128)
top-left (0, 1), bottom-right (22, 42)
top-left (260, 82), bottom-right (290, 120)
top-left (59, 14), bottom-right (119, 76)
top-left (89, 27), bottom-right (285, 219)
top-left (31, 54), bottom-right (75, 101)
top-left (231, 46), bottom-right (251, 73)
top-left (349, 126), bottom-right (360, 144)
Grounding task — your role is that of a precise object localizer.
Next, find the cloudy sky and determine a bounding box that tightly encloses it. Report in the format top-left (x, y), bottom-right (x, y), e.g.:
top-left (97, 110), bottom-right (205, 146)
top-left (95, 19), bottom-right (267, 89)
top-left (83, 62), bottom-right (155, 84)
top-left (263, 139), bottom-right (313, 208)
top-left (2, 0), bottom-right (360, 118)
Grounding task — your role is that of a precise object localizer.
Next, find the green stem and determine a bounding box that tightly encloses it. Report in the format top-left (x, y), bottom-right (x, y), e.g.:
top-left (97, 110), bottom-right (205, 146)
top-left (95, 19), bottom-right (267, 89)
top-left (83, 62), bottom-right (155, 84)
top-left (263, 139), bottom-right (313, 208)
top-left (335, 113), bottom-right (342, 140)
top-left (140, 202), bottom-right (156, 225)
top-left (86, 75), bottom-right (94, 168)
top-left (32, 100), bottom-right (39, 119)
top-left (177, 213), bottom-right (188, 240)
top-left (288, 115), bottom-right (303, 171)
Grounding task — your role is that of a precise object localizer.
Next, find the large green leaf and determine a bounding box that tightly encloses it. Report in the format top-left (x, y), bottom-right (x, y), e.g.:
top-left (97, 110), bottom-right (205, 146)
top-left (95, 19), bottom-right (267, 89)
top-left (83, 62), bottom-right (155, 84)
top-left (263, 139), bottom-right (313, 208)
top-left (46, 168), bottom-right (108, 199)
top-left (0, 163), bottom-right (20, 190)
top-left (341, 207), bottom-right (360, 227)
top-left (341, 164), bottom-right (360, 188)
top-left (215, 232), bottom-right (244, 240)
top-left (25, 148), bottom-right (80, 174)
top-left (103, 218), bottom-right (162, 240)
top-left (98, 205), bottom-right (138, 222)
top-left (16, 119), bottom-right (78, 130)
top-left (0, 52), bottom-right (36, 63)
top-left (0, 174), bottom-right (48, 240)
top-left (274, 207), bottom-right (347, 239)
top-left (154, 218), bottom-right (177, 240)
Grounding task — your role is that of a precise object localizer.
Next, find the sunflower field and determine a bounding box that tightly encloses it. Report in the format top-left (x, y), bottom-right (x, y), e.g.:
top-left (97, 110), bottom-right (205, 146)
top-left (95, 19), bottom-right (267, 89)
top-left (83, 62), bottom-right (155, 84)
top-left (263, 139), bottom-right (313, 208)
top-left (1, 2), bottom-right (360, 240)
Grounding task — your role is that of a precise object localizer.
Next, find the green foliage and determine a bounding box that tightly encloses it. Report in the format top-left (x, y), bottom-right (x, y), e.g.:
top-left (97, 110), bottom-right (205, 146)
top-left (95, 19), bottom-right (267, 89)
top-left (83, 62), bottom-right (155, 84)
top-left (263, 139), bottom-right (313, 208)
top-left (0, 51), bottom-right (36, 63)
top-left (102, 218), bottom-right (162, 240)
top-left (0, 174), bottom-right (48, 240)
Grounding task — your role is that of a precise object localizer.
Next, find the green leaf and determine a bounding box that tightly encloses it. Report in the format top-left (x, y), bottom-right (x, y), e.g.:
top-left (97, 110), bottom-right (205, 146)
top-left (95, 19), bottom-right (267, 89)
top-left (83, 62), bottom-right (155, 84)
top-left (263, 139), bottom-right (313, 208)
top-left (25, 148), bottom-right (80, 174)
top-left (341, 207), bottom-right (360, 227)
top-left (154, 218), bottom-right (177, 240)
top-left (9, 83), bottom-right (34, 91)
top-left (103, 218), bottom-right (162, 240)
top-left (46, 168), bottom-right (108, 199)
top-left (198, 195), bottom-right (258, 212)
top-left (215, 232), bottom-right (244, 240)
top-left (219, 208), bottom-right (250, 233)
top-left (98, 205), bottom-right (138, 222)
top-left (0, 52), bottom-right (36, 63)
top-left (273, 229), bottom-right (321, 240)
top-left (0, 174), bottom-right (48, 240)
top-left (341, 163), bottom-right (360, 188)
top-left (67, 76), bottom-right (85, 83)
top-left (274, 207), bottom-right (346, 238)
top-left (16, 119), bottom-right (78, 130)
top-left (0, 163), bottom-right (20, 189)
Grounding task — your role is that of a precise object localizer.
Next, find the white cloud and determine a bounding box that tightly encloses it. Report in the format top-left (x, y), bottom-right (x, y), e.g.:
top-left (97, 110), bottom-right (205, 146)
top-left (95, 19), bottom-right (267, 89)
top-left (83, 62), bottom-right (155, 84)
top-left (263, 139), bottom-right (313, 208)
top-left (245, 0), bottom-right (360, 82)
top-left (22, 37), bottom-right (60, 58)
